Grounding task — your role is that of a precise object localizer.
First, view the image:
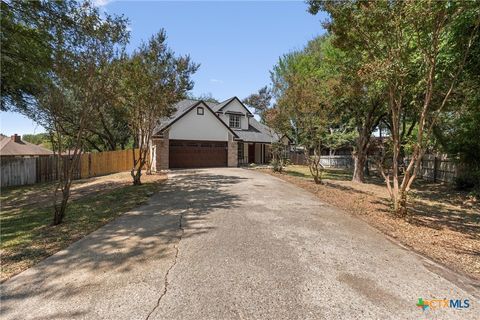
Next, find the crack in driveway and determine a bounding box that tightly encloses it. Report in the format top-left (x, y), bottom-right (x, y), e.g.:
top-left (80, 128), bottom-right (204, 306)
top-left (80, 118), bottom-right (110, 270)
top-left (145, 209), bottom-right (186, 320)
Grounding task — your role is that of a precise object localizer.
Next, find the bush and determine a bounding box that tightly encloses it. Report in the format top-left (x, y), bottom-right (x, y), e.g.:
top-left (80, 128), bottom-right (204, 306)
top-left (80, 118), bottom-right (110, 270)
top-left (454, 170), bottom-right (480, 191)
top-left (271, 157), bottom-right (290, 172)
top-left (271, 158), bottom-right (283, 172)
top-left (270, 142), bottom-right (289, 173)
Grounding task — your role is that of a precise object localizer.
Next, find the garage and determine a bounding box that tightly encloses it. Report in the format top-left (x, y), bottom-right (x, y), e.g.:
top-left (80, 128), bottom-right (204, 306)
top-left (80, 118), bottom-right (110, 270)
top-left (169, 140), bottom-right (227, 168)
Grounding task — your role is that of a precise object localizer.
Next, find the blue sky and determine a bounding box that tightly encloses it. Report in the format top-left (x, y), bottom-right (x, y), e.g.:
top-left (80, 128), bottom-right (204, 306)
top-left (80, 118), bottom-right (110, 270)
top-left (1, 1), bottom-right (327, 136)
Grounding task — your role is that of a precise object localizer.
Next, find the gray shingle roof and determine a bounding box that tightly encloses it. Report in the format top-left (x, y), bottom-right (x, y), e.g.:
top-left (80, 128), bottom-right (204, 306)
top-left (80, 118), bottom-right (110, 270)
top-left (154, 97), bottom-right (279, 143)
top-left (233, 118), bottom-right (281, 143)
top-left (211, 97), bottom-right (235, 112)
top-left (154, 99), bottom-right (200, 134)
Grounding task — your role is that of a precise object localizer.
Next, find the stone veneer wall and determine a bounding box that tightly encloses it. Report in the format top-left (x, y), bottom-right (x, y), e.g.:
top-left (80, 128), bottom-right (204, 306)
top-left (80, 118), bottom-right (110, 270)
top-left (228, 141), bottom-right (238, 167)
top-left (152, 131), bottom-right (169, 171)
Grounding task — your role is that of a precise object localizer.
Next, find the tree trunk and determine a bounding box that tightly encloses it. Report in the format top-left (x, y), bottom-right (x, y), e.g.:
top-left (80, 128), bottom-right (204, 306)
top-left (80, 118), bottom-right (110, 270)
top-left (352, 152), bottom-right (366, 183)
top-left (392, 190), bottom-right (408, 216)
top-left (53, 186), bottom-right (71, 225)
top-left (352, 123), bottom-right (372, 183)
top-left (131, 168), bottom-right (142, 185)
top-left (364, 158), bottom-right (370, 177)
top-left (313, 175), bottom-right (322, 184)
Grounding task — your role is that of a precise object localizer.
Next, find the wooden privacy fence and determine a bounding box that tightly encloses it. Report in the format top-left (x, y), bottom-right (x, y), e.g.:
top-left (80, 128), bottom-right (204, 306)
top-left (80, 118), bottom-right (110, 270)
top-left (0, 157), bottom-right (37, 187)
top-left (405, 154), bottom-right (458, 183)
top-left (1, 149), bottom-right (143, 188)
top-left (79, 149), bottom-right (141, 179)
top-left (289, 152), bottom-right (459, 183)
top-left (36, 155), bottom-right (81, 183)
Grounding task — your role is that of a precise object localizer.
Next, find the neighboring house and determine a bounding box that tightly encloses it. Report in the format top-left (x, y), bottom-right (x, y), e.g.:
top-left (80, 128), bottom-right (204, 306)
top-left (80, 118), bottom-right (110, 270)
top-left (151, 97), bottom-right (289, 169)
top-left (0, 134), bottom-right (53, 157)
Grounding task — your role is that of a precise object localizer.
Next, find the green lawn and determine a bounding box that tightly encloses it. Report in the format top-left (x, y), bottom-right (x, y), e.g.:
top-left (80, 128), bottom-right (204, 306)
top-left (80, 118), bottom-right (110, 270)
top-left (284, 165), bottom-right (352, 181)
top-left (1, 176), bottom-right (164, 282)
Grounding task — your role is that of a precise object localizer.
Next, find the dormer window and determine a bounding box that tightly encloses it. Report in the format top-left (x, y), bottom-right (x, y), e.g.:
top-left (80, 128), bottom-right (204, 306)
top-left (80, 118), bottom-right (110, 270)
top-left (197, 107), bottom-right (204, 115)
top-left (229, 114), bottom-right (241, 128)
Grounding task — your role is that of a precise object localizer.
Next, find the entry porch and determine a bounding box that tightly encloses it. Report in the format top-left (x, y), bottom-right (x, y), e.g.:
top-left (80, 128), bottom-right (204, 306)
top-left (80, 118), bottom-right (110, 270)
top-left (237, 142), bottom-right (272, 166)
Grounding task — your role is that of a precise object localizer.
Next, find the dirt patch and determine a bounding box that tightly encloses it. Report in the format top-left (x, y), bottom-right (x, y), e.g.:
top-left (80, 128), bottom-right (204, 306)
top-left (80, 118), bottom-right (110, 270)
top-left (259, 168), bottom-right (480, 280)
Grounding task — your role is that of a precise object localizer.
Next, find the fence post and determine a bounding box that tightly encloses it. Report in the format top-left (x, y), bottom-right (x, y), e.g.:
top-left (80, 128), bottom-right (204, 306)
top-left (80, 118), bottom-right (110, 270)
top-left (433, 156), bottom-right (438, 183)
top-left (88, 153), bottom-right (92, 178)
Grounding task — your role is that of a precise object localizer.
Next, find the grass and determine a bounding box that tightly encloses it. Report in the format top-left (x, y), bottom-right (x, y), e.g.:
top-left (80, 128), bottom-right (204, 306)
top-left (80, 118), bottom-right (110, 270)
top-left (284, 165), bottom-right (353, 181)
top-left (1, 177), bottom-right (164, 282)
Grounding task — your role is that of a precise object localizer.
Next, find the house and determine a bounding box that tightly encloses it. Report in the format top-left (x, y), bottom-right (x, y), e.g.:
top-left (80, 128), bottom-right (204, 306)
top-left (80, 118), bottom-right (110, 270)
top-left (150, 97), bottom-right (288, 169)
top-left (0, 134), bottom-right (53, 157)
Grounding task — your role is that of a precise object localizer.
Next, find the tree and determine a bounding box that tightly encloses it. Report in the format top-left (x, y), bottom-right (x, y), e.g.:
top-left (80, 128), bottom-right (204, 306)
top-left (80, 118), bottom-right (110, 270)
top-left (187, 92), bottom-right (219, 103)
top-left (270, 142), bottom-right (288, 172)
top-left (433, 13), bottom-right (480, 190)
top-left (303, 29), bottom-right (387, 184)
top-left (272, 53), bottom-right (337, 184)
top-left (243, 86), bottom-right (272, 123)
top-left (22, 133), bottom-right (52, 148)
top-left (25, 1), bottom-right (129, 225)
top-left (1, 0), bottom-right (74, 112)
top-left (323, 125), bottom-right (356, 156)
top-left (120, 30), bottom-right (199, 185)
top-left (271, 36), bottom-right (343, 183)
top-left (310, 0), bottom-right (480, 214)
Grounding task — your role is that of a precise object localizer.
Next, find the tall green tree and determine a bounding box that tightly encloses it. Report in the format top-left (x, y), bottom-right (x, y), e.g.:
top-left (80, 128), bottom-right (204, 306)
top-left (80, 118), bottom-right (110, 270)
top-left (26, 1), bottom-right (129, 225)
top-left (187, 92), bottom-right (219, 103)
top-left (1, 0), bottom-right (75, 112)
top-left (305, 35), bottom-right (386, 182)
top-left (243, 86), bottom-right (273, 123)
top-left (309, 0), bottom-right (480, 214)
top-left (433, 10), bottom-right (480, 188)
top-left (271, 38), bottom-right (339, 183)
top-left (119, 30), bottom-right (199, 185)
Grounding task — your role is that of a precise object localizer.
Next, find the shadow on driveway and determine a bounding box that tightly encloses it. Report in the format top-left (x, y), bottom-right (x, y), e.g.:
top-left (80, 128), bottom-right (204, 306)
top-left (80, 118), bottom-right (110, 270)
top-left (1, 170), bottom-right (245, 319)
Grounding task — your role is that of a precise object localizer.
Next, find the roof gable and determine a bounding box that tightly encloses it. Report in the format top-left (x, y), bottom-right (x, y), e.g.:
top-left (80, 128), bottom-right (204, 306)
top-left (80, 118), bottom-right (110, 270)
top-left (157, 100), bottom-right (239, 138)
top-left (214, 97), bottom-right (253, 116)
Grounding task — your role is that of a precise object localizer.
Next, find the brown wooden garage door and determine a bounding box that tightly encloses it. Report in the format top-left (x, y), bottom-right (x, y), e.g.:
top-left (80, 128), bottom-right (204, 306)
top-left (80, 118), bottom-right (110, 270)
top-left (169, 140), bottom-right (227, 168)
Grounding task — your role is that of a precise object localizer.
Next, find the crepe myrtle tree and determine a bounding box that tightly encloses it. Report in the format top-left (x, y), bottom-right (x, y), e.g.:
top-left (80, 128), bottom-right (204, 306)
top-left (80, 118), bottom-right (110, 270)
top-left (277, 71), bottom-right (334, 184)
top-left (25, 1), bottom-right (129, 225)
top-left (120, 30), bottom-right (199, 185)
top-left (309, 0), bottom-right (480, 214)
top-left (271, 37), bottom-right (339, 184)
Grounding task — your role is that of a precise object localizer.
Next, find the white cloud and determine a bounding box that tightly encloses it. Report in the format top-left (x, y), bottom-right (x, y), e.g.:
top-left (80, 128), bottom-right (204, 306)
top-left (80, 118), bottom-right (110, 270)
top-left (93, 0), bottom-right (113, 7)
top-left (210, 79), bottom-right (224, 84)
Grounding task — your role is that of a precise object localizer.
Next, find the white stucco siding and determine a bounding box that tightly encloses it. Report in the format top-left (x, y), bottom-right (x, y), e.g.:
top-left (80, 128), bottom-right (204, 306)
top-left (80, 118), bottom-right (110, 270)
top-left (169, 105), bottom-right (231, 141)
top-left (221, 100), bottom-right (250, 130)
top-left (218, 113), bottom-right (229, 126)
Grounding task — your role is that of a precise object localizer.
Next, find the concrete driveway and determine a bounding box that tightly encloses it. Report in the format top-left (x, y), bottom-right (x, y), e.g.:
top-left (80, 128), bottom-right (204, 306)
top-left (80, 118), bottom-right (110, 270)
top-left (1, 168), bottom-right (479, 319)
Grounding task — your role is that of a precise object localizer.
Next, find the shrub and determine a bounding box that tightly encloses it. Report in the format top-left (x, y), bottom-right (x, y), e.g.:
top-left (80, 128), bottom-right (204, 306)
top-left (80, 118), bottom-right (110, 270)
top-left (454, 170), bottom-right (480, 191)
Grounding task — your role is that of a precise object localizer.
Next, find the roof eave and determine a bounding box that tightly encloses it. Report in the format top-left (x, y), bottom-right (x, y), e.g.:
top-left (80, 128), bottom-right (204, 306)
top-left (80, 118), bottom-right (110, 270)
top-left (160, 100), bottom-right (239, 139)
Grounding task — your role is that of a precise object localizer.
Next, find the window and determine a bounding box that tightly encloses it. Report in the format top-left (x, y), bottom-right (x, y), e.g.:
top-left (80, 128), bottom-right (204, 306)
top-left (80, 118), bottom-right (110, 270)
top-left (237, 142), bottom-right (244, 161)
top-left (229, 114), bottom-right (241, 128)
top-left (197, 107), bottom-right (204, 115)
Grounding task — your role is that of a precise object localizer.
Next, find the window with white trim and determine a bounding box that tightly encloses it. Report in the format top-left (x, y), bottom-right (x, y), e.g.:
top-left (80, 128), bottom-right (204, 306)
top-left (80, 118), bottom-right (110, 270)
top-left (229, 114), bottom-right (241, 128)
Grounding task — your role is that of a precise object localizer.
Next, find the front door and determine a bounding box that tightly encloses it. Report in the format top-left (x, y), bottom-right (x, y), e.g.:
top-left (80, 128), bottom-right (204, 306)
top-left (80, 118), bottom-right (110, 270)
top-left (248, 143), bottom-right (255, 163)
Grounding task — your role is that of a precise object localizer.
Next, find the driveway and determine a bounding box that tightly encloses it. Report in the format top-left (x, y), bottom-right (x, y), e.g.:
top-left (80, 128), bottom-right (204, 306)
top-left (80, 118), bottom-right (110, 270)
top-left (1, 168), bottom-right (479, 319)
